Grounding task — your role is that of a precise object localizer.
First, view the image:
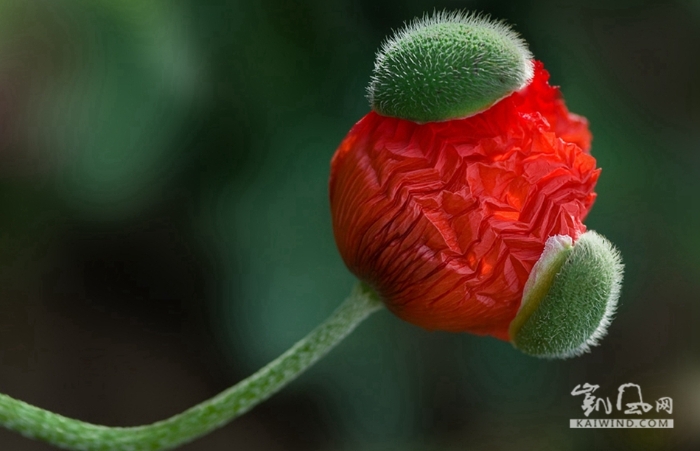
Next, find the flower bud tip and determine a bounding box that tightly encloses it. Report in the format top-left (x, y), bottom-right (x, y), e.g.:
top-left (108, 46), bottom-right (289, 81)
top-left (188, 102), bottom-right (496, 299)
top-left (510, 231), bottom-right (624, 359)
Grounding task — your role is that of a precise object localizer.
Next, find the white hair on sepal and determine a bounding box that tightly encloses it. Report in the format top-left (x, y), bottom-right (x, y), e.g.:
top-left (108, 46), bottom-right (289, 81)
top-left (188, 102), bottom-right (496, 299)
top-left (511, 231), bottom-right (625, 359)
top-left (562, 232), bottom-right (624, 358)
top-left (366, 9), bottom-right (535, 122)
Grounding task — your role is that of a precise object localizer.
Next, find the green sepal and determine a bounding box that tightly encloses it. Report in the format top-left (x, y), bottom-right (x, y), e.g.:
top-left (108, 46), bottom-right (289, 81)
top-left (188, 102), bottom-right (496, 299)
top-left (368, 11), bottom-right (534, 123)
top-left (510, 231), bottom-right (624, 359)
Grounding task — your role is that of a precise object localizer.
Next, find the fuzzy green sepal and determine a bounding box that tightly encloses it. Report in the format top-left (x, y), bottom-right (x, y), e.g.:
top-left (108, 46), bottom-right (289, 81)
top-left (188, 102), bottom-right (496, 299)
top-left (510, 231), bottom-right (624, 359)
top-left (368, 11), bottom-right (533, 123)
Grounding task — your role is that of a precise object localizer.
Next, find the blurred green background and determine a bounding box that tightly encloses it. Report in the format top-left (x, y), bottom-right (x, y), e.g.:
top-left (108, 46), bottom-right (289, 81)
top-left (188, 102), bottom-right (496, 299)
top-left (0, 0), bottom-right (697, 450)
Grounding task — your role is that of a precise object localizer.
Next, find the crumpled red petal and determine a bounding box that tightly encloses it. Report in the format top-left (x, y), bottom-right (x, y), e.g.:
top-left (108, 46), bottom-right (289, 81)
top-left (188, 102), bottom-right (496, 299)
top-left (329, 61), bottom-right (599, 340)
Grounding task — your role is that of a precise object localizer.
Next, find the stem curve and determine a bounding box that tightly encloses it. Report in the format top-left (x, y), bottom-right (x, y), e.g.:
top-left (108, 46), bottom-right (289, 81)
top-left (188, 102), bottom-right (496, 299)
top-left (0, 282), bottom-right (382, 450)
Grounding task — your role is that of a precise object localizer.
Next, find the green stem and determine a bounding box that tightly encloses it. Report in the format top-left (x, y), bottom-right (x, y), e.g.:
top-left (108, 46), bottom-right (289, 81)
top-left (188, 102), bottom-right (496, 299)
top-left (0, 282), bottom-right (383, 451)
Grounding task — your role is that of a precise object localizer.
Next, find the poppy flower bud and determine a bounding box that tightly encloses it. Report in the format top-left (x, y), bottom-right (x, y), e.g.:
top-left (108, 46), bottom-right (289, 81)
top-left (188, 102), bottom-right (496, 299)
top-left (329, 12), bottom-right (623, 358)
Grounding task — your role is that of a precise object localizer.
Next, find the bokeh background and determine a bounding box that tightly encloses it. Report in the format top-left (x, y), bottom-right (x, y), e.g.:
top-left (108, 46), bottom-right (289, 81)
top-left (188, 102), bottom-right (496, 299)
top-left (0, 0), bottom-right (698, 449)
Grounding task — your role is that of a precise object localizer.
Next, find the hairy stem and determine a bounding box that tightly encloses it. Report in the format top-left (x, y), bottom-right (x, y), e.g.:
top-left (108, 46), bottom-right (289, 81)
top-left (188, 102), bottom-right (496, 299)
top-left (0, 282), bottom-right (382, 450)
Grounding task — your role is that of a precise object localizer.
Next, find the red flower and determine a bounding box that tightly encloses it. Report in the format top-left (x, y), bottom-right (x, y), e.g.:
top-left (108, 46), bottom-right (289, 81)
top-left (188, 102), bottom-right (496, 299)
top-left (329, 62), bottom-right (599, 340)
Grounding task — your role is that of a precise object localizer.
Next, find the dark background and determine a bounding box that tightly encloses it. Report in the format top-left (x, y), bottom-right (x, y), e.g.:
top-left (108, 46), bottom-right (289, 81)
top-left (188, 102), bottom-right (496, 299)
top-left (0, 0), bottom-right (698, 449)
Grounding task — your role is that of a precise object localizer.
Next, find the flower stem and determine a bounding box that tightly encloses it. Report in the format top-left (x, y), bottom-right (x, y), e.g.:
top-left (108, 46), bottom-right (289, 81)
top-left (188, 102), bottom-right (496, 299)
top-left (0, 282), bottom-right (383, 450)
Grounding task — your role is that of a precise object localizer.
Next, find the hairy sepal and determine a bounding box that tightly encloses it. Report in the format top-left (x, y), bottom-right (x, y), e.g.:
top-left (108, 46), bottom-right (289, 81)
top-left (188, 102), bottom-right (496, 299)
top-left (510, 231), bottom-right (624, 359)
top-left (368, 10), bottom-right (534, 123)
